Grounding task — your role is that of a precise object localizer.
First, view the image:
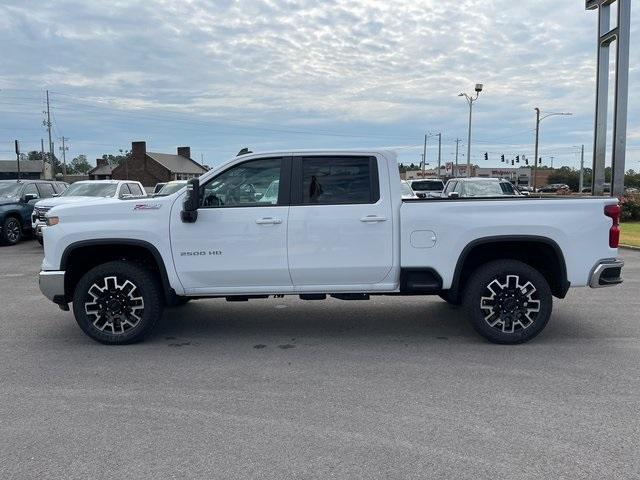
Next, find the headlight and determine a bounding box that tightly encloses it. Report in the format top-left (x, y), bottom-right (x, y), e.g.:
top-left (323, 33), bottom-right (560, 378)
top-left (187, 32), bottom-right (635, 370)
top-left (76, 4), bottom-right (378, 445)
top-left (46, 216), bottom-right (59, 226)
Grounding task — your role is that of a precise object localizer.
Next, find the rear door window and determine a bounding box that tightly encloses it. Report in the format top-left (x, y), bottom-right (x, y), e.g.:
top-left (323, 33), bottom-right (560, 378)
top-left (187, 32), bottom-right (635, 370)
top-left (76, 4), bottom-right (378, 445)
top-left (299, 156), bottom-right (378, 205)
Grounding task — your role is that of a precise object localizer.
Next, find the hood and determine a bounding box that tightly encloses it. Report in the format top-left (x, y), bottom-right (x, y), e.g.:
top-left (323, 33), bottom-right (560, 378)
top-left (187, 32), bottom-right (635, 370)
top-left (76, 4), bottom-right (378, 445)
top-left (35, 196), bottom-right (113, 209)
top-left (0, 197), bottom-right (20, 206)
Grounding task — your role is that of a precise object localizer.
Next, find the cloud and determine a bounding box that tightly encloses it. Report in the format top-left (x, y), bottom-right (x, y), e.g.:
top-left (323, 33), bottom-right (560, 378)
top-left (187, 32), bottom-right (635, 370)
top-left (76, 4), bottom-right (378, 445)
top-left (0, 0), bottom-right (637, 168)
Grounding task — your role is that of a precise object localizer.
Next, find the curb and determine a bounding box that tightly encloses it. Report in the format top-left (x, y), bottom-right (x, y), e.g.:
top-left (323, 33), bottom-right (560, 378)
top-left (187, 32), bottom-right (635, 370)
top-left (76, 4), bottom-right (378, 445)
top-left (620, 244), bottom-right (640, 251)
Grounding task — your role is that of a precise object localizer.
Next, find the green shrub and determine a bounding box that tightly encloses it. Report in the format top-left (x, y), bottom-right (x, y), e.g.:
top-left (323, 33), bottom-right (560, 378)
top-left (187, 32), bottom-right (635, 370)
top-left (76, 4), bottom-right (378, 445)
top-left (621, 194), bottom-right (640, 222)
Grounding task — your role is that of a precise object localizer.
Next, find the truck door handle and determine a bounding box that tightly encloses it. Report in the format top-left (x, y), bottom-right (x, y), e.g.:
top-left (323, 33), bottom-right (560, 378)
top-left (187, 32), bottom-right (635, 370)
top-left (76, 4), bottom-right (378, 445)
top-left (360, 215), bottom-right (387, 223)
top-left (255, 217), bottom-right (282, 225)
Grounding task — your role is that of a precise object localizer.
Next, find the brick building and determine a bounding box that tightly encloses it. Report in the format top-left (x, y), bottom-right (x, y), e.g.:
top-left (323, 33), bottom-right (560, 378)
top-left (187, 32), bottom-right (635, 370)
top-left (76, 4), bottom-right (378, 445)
top-left (111, 141), bottom-right (207, 187)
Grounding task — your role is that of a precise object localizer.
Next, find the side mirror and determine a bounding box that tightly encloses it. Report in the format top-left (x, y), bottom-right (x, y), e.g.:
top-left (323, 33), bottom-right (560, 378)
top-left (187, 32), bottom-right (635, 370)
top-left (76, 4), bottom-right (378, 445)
top-left (416, 192), bottom-right (426, 199)
top-left (23, 193), bottom-right (38, 202)
top-left (181, 178), bottom-right (200, 223)
top-left (448, 192), bottom-right (460, 199)
top-left (520, 191), bottom-right (530, 196)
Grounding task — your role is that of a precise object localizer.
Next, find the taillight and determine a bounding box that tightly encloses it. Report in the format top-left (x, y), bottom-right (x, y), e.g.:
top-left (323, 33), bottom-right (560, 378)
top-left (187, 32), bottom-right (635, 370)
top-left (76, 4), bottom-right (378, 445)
top-left (604, 204), bottom-right (620, 248)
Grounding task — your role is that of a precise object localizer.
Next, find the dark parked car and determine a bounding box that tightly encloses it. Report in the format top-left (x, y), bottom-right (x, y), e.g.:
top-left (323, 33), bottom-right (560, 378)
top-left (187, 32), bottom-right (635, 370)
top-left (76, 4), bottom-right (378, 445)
top-left (0, 180), bottom-right (67, 245)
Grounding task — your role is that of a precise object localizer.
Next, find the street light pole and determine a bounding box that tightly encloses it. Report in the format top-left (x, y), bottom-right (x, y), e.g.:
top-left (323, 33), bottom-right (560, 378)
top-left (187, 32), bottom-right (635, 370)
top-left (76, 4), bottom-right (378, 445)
top-left (459, 84), bottom-right (483, 178)
top-left (532, 109), bottom-right (572, 189)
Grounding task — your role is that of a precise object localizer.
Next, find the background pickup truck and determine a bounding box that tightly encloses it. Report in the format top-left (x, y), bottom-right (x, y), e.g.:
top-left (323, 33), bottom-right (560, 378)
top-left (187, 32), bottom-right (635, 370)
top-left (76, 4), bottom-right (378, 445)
top-left (31, 180), bottom-right (146, 244)
top-left (38, 150), bottom-right (624, 345)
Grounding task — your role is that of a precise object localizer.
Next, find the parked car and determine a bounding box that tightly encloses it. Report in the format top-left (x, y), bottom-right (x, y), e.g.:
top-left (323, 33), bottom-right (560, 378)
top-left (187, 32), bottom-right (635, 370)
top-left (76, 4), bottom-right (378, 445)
top-left (38, 149), bottom-right (623, 346)
top-left (442, 177), bottom-right (521, 198)
top-left (539, 183), bottom-right (570, 193)
top-left (31, 180), bottom-right (146, 244)
top-left (400, 180), bottom-right (418, 199)
top-left (408, 178), bottom-right (445, 198)
top-left (0, 179), bottom-right (67, 245)
top-left (153, 180), bottom-right (187, 197)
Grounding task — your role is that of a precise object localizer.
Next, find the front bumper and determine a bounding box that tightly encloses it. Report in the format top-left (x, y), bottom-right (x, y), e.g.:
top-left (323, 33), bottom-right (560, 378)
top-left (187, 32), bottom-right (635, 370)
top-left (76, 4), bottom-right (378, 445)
top-left (589, 259), bottom-right (624, 288)
top-left (32, 220), bottom-right (45, 238)
top-left (39, 270), bottom-right (66, 303)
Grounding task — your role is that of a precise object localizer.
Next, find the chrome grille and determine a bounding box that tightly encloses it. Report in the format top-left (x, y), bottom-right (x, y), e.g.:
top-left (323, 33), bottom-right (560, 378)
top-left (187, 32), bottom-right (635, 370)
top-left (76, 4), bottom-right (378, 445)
top-left (35, 206), bottom-right (52, 222)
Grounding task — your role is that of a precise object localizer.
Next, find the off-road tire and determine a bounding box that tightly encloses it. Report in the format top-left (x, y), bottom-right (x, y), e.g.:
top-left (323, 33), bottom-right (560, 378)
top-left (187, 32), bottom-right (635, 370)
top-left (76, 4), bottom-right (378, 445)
top-left (72, 261), bottom-right (163, 345)
top-left (463, 259), bottom-right (552, 344)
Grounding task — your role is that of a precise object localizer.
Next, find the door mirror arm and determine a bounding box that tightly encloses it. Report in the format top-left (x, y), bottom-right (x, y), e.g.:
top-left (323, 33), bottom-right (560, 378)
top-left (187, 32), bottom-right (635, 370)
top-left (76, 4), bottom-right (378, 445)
top-left (181, 178), bottom-right (200, 223)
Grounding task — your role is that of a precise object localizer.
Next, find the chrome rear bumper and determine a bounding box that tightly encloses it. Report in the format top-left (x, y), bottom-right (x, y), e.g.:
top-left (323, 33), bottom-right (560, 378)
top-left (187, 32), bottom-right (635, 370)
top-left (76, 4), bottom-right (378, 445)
top-left (589, 259), bottom-right (624, 288)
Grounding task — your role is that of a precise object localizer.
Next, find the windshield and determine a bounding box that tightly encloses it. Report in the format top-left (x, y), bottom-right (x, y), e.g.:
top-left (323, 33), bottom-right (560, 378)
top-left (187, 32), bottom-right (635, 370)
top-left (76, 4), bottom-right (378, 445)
top-left (411, 180), bottom-right (443, 191)
top-left (464, 181), bottom-right (515, 197)
top-left (156, 182), bottom-right (187, 196)
top-left (0, 182), bottom-right (22, 198)
top-left (400, 182), bottom-right (414, 197)
top-left (61, 182), bottom-right (118, 197)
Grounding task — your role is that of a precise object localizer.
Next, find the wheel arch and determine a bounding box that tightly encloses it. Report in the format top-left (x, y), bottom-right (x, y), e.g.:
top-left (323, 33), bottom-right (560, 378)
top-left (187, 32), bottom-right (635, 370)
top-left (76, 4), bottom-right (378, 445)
top-left (60, 239), bottom-right (175, 303)
top-left (449, 235), bottom-right (569, 301)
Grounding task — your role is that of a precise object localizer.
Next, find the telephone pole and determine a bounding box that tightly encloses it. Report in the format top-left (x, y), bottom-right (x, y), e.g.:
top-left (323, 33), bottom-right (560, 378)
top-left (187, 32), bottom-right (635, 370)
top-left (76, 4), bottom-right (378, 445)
top-left (59, 137), bottom-right (69, 176)
top-left (41, 139), bottom-right (46, 178)
top-left (422, 134), bottom-right (427, 177)
top-left (579, 144), bottom-right (585, 192)
top-left (454, 138), bottom-right (461, 177)
top-left (43, 90), bottom-right (53, 163)
top-left (436, 133), bottom-right (442, 178)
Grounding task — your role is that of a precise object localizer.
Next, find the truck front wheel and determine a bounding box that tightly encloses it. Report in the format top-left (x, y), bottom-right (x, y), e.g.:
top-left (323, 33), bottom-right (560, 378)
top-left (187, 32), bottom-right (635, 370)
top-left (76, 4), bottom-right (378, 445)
top-left (463, 260), bottom-right (552, 344)
top-left (72, 261), bottom-right (164, 344)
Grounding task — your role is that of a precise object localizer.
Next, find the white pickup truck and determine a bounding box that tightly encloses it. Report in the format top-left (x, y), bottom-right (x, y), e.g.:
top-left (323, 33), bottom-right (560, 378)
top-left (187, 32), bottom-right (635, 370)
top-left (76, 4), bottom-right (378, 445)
top-left (31, 180), bottom-right (146, 243)
top-left (38, 150), bottom-right (624, 345)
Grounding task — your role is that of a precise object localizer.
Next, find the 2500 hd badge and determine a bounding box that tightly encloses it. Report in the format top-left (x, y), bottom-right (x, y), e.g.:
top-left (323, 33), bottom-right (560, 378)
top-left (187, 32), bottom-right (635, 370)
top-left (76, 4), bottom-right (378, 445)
top-left (180, 250), bottom-right (223, 256)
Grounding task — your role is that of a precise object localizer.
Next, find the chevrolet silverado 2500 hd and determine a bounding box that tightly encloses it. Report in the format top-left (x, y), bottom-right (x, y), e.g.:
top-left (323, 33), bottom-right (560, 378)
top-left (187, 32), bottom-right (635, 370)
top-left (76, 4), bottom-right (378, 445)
top-left (38, 150), bottom-right (624, 345)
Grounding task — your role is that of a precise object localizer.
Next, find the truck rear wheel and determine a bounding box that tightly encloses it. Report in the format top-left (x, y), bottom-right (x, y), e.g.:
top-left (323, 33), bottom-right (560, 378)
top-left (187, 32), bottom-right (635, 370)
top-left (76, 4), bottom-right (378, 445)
top-left (72, 261), bottom-right (163, 344)
top-left (463, 260), bottom-right (552, 344)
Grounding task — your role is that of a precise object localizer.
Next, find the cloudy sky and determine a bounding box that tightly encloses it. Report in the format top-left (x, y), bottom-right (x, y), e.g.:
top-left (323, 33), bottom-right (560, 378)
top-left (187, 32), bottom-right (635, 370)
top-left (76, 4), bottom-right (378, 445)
top-left (0, 0), bottom-right (638, 171)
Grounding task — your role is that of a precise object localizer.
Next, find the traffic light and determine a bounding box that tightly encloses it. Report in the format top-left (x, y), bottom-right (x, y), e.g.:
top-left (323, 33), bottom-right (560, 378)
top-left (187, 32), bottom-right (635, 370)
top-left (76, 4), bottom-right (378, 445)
top-left (511, 159), bottom-right (514, 166)
top-left (484, 152), bottom-right (488, 160)
top-left (538, 157), bottom-right (542, 164)
top-left (501, 154), bottom-right (505, 162)
top-left (515, 155), bottom-right (520, 163)
top-left (525, 158), bottom-right (529, 165)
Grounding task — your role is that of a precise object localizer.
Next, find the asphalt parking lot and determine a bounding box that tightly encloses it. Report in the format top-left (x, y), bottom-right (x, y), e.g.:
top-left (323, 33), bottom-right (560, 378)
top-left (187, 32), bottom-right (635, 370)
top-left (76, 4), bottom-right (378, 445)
top-left (1, 241), bottom-right (639, 479)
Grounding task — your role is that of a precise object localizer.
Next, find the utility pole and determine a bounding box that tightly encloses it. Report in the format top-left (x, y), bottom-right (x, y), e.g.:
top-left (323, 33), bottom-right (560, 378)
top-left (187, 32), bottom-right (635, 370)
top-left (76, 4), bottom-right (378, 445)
top-left (550, 156), bottom-right (555, 169)
top-left (15, 140), bottom-right (21, 181)
top-left (533, 108), bottom-right (540, 190)
top-left (579, 144), bottom-right (585, 192)
top-left (422, 134), bottom-right (427, 177)
top-left (41, 139), bottom-right (46, 179)
top-left (436, 133), bottom-right (442, 178)
top-left (454, 138), bottom-right (460, 178)
top-left (44, 90), bottom-right (53, 164)
top-left (59, 137), bottom-right (69, 176)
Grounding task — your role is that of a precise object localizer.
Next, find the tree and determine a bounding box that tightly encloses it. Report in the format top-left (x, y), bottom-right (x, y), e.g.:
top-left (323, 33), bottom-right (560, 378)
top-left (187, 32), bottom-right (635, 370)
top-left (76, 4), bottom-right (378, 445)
top-left (99, 149), bottom-right (131, 166)
top-left (68, 154), bottom-right (92, 174)
top-left (26, 150), bottom-right (64, 174)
